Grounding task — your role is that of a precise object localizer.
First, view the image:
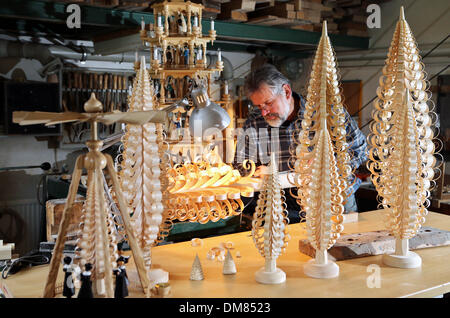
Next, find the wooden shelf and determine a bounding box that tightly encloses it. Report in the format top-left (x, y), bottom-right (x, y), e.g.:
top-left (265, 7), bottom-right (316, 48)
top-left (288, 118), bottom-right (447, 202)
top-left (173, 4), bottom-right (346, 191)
top-left (0, 0), bottom-right (370, 56)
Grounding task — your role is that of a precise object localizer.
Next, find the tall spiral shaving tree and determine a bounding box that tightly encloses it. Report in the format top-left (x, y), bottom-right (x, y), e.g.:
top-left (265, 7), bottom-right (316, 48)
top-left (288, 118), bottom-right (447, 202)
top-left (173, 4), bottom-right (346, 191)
top-left (290, 21), bottom-right (355, 278)
top-left (119, 56), bottom-right (168, 279)
top-left (367, 7), bottom-right (440, 268)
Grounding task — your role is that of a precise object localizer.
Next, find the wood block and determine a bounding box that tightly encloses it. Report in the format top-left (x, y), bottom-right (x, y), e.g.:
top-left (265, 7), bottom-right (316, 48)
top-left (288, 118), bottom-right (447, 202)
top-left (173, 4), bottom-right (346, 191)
top-left (91, 0), bottom-right (120, 7)
top-left (337, 0), bottom-right (361, 7)
top-left (222, 0), bottom-right (256, 12)
top-left (334, 7), bottom-right (346, 16)
top-left (0, 242), bottom-right (15, 260)
top-left (247, 15), bottom-right (296, 26)
top-left (298, 226), bottom-right (450, 261)
top-left (248, 5), bottom-right (296, 19)
top-left (275, 2), bottom-right (295, 11)
top-left (255, 0), bottom-right (275, 9)
top-left (116, 1), bottom-right (149, 11)
top-left (46, 197), bottom-right (85, 242)
top-left (218, 6), bottom-right (248, 21)
top-left (301, 0), bottom-right (321, 9)
top-left (290, 0), bottom-right (303, 11)
top-left (339, 21), bottom-right (368, 31)
top-left (341, 29), bottom-right (369, 37)
top-left (322, 0), bottom-right (337, 8)
top-left (296, 9), bottom-right (321, 23)
top-left (203, 7), bottom-right (221, 19)
top-left (203, 0), bottom-right (222, 11)
top-left (345, 6), bottom-right (365, 15)
top-left (343, 212), bottom-right (358, 224)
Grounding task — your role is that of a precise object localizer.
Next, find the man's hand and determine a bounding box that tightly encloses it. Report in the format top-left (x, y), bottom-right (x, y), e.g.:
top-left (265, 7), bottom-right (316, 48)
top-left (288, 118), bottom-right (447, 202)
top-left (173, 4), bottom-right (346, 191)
top-left (254, 165), bottom-right (269, 178)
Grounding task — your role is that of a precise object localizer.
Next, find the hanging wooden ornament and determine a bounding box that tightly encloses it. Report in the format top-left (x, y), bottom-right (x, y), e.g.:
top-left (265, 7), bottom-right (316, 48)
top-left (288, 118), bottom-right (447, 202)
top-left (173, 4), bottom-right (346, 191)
top-left (367, 7), bottom-right (439, 268)
top-left (252, 152), bottom-right (290, 284)
top-left (291, 21), bottom-right (353, 279)
top-left (119, 56), bottom-right (169, 283)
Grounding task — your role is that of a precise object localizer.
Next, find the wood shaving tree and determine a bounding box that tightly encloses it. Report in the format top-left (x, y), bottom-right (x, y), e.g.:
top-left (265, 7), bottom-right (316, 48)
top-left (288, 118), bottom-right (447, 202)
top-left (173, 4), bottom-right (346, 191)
top-left (76, 162), bottom-right (119, 297)
top-left (252, 152), bottom-right (290, 282)
top-left (366, 7), bottom-right (439, 267)
top-left (119, 56), bottom-right (165, 270)
top-left (291, 21), bottom-right (354, 277)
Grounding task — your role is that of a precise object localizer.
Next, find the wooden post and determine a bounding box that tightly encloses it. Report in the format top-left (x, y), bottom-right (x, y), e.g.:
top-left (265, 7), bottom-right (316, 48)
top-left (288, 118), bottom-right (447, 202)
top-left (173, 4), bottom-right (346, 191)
top-left (395, 238), bottom-right (409, 257)
top-left (189, 42), bottom-right (195, 67)
top-left (316, 249), bottom-right (327, 265)
top-left (264, 258), bottom-right (276, 273)
top-left (95, 168), bottom-right (114, 298)
top-left (105, 155), bottom-right (151, 297)
top-left (187, 7), bottom-right (192, 35)
top-left (43, 155), bottom-right (84, 298)
top-left (164, 5), bottom-right (169, 36)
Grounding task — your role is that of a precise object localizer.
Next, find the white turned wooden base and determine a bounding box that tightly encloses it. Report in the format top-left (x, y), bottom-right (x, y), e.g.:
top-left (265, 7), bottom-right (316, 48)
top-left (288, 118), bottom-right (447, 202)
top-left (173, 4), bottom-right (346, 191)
top-left (303, 259), bottom-right (339, 279)
top-left (149, 268), bottom-right (169, 284)
top-left (383, 238), bottom-right (422, 268)
top-left (255, 267), bottom-right (286, 284)
top-left (382, 251), bottom-right (422, 268)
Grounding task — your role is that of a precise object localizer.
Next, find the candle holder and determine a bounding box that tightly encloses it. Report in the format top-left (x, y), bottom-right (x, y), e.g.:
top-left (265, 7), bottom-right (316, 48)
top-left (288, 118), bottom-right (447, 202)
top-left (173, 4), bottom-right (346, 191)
top-left (216, 60), bottom-right (224, 72)
top-left (140, 1), bottom-right (223, 107)
top-left (193, 26), bottom-right (201, 37)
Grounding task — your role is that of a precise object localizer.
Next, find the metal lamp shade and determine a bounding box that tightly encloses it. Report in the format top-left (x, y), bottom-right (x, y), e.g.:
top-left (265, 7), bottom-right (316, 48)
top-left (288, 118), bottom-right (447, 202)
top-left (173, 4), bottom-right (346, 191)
top-left (189, 102), bottom-right (231, 136)
top-left (189, 86), bottom-right (231, 136)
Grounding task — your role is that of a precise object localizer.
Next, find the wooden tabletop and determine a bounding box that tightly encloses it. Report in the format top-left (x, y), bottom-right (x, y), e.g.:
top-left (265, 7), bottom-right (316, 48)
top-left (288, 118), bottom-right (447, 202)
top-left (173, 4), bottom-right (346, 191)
top-left (3, 210), bottom-right (450, 298)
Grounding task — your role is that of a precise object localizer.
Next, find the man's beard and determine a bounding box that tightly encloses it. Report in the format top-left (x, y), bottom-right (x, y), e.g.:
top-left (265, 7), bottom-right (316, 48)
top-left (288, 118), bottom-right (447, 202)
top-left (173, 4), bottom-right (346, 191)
top-left (264, 113), bottom-right (287, 127)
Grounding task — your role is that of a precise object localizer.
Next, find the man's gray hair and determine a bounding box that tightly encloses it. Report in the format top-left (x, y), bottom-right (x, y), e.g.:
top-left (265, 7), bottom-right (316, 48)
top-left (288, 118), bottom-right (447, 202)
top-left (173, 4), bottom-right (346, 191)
top-left (244, 64), bottom-right (291, 97)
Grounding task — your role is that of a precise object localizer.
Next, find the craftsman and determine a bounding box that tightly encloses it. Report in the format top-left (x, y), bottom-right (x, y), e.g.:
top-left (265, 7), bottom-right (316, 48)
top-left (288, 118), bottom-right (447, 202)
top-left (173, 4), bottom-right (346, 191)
top-left (233, 64), bottom-right (368, 223)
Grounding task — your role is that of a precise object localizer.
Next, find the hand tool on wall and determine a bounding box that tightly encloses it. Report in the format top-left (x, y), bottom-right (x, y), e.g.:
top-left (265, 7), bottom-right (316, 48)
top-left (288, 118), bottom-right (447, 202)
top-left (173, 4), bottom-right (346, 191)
top-left (122, 76), bottom-right (128, 112)
top-left (81, 73), bottom-right (90, 131)
top-left (112, 74), bottom-right (118, 112)
top-left (110, 74), bottom-right (118, 134)
top-left (103, 74), bottom-right (111, 134)
top-left (74, 72), bottom-right (83, 138)
top-left (93, 73), bottom-right (99, 99)
top-left (84, 73), bottom-right (90, 103)
top-left (62, 72), bottom-right (69, 112)
top-left (98, 73), bottom-right (104, 106)
top-left (104, 74), bottom-right (110, 113)
top-left (74, 72), bottom-right (80, 112)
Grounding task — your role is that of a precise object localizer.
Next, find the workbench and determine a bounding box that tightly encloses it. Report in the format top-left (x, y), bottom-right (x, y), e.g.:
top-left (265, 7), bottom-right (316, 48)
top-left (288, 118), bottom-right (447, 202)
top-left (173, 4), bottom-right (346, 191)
top-left (2, 210), bottom-right (450, 298)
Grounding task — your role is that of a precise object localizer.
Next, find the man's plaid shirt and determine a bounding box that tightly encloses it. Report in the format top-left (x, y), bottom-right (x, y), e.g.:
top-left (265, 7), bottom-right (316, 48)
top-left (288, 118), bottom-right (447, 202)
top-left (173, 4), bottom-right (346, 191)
top-left (232, 92), bottom-right (368, 196)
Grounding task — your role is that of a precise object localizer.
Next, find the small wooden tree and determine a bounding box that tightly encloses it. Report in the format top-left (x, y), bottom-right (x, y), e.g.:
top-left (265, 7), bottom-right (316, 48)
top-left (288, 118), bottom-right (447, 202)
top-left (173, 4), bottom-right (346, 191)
top-left (190, 254), bottom-right (204, 281)
top-left (367, 7), bottom-right (439, 268)
top-left (222, 249), bottom-right (237, 275)
top-left (252, 152), bottom-right (290, 284)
